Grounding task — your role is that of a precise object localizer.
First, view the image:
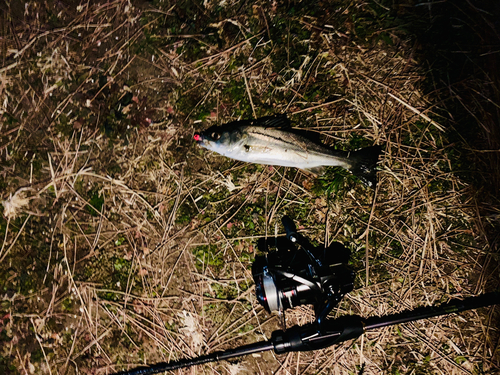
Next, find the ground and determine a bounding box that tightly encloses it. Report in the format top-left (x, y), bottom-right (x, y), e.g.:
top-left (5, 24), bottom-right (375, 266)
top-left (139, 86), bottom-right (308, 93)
top-left (0, 1), bottom-right (499, 374)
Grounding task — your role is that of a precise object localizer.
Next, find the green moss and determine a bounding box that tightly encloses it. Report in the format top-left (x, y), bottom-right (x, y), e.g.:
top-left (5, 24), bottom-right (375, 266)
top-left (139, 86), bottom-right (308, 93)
top-left (176, 202), bottom-right (194, 225)
top-left (55, 113), bottom-right (73, 136)
top-left (30, 348), bottom-right (44, 363)
top-left (238, 251), bottom-right (254, 264)
top-left (86, 190), bottom-right (104, 216)
top-left (61, 298), bottom-right (73, 312)
top-left (389, 241), bottom-right (404, 257)
top-left (0, 355), bottom-right (18, 375)
top-left (192, 245), bottom-right (224, 272)
top-left (211, 283), bottom-right (238, 299)
top-left (106, 160), bottom-right (123, 178)
top-left (0, 328), bottom-right (12, 343)
top-left (202, 302), bottom-right (232, 325)
top-left (115, 236), bottom-right (126, 247)
top-left (238, 323), bottom-right (254, 333)
top-left (428, 179), bottom-right (451, 193)
top-left (114, 257), bottom-right (130, 272)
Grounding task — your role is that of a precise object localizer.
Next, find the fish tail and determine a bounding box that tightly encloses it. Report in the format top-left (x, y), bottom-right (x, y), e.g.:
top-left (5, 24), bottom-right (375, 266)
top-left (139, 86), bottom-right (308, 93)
top-left (349, 145), bottom-right (382, 188)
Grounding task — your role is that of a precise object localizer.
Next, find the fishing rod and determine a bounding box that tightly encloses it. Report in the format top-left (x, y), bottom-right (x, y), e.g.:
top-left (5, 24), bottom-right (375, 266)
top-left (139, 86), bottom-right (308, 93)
top-left (115, 217), bottom-right (500, 375)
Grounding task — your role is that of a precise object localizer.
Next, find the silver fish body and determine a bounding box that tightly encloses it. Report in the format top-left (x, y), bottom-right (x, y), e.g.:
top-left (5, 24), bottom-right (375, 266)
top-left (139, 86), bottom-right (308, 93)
top-left (194, 115), bottom-right (381, 187)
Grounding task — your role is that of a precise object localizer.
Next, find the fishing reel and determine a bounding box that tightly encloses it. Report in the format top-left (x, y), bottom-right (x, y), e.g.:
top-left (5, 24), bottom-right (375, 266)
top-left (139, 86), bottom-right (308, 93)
top-left (252, 216), bottom-right (355, 327)
top-left (116, 215), bottom-right (500, 375)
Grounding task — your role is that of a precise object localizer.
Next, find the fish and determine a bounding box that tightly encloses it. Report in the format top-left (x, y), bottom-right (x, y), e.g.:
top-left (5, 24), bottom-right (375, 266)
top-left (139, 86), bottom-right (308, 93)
top-left (193, 115), bottom-right (381, 187)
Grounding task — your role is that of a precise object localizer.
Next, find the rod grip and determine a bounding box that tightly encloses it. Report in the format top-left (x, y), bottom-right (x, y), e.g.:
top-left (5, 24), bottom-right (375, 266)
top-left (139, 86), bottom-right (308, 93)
top-left (272, 315), bottom-right (365, 354)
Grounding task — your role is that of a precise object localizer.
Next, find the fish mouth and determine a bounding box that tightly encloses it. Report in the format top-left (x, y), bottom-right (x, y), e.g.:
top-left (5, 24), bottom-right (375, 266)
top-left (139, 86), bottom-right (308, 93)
top-left (194, 133), bottom-right (212, 148)
top-left (193, 133), bottom-right (204, 144)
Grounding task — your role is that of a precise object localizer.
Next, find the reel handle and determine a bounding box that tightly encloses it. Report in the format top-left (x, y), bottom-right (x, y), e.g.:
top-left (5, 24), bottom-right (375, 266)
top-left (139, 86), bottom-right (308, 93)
top-left (281, 215), bottom-right (298, 242)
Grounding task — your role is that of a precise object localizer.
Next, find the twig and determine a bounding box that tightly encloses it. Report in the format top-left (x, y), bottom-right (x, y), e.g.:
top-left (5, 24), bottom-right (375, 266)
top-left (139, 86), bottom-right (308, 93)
top-left (241, 68), bottom-right (256, 118)
top-left (289, 98), bottom-right (344, 114)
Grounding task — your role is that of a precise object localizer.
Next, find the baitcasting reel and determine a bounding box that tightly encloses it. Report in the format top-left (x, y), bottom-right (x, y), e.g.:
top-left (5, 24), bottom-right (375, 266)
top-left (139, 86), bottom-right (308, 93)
top-left (252, 216), bottom-right (355, 327)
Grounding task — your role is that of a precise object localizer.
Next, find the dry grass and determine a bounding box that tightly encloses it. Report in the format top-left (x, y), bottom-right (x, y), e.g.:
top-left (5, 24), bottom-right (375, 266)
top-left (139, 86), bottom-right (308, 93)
top-left (0, 1), bottom-right (499, 375)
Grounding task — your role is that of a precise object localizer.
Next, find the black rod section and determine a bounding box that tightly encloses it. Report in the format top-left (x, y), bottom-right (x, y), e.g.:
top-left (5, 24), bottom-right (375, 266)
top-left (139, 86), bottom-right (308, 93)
top-left (115, 293), bottom-right (500, 375)
top-left (363, 292), bottom-right (500, 331)
top-left (115, 340), bottom-right (274, 375)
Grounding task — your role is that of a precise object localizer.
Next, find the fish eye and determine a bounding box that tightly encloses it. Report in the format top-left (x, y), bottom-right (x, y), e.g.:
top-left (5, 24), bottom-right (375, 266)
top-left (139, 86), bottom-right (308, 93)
top-left (211, 132), bottom-right (221, 140)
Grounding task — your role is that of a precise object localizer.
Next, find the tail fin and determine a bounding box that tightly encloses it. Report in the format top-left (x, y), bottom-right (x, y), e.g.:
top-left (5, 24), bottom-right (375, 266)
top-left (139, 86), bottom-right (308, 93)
top-left (349, 146), bottom-right (382, 188)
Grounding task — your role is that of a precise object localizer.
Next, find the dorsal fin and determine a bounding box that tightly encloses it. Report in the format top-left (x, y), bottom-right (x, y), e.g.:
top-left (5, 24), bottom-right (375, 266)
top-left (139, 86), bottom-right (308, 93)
top-left (255, 114), bottom-right (291, 128)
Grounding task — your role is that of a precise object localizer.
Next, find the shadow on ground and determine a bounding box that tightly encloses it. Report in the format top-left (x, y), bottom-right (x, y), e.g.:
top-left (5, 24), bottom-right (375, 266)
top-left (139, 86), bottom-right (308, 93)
top-left (397, 0), bottom-right (500, 358)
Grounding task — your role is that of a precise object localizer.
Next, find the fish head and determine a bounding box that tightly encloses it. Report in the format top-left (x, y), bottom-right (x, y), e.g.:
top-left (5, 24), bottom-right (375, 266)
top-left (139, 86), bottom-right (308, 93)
top-left (194, 124), bottom-right (244, 155)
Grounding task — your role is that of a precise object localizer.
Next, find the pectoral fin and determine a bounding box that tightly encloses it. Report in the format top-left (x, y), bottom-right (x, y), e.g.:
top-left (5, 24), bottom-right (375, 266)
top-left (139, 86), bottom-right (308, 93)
top-left (303, 166), bottom-right (325, 175)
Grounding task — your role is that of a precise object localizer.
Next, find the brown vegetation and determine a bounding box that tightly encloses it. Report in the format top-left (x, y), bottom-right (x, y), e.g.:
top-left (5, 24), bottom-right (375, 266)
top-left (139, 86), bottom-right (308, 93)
top-left (0, 1), bottom-right (498, 374)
